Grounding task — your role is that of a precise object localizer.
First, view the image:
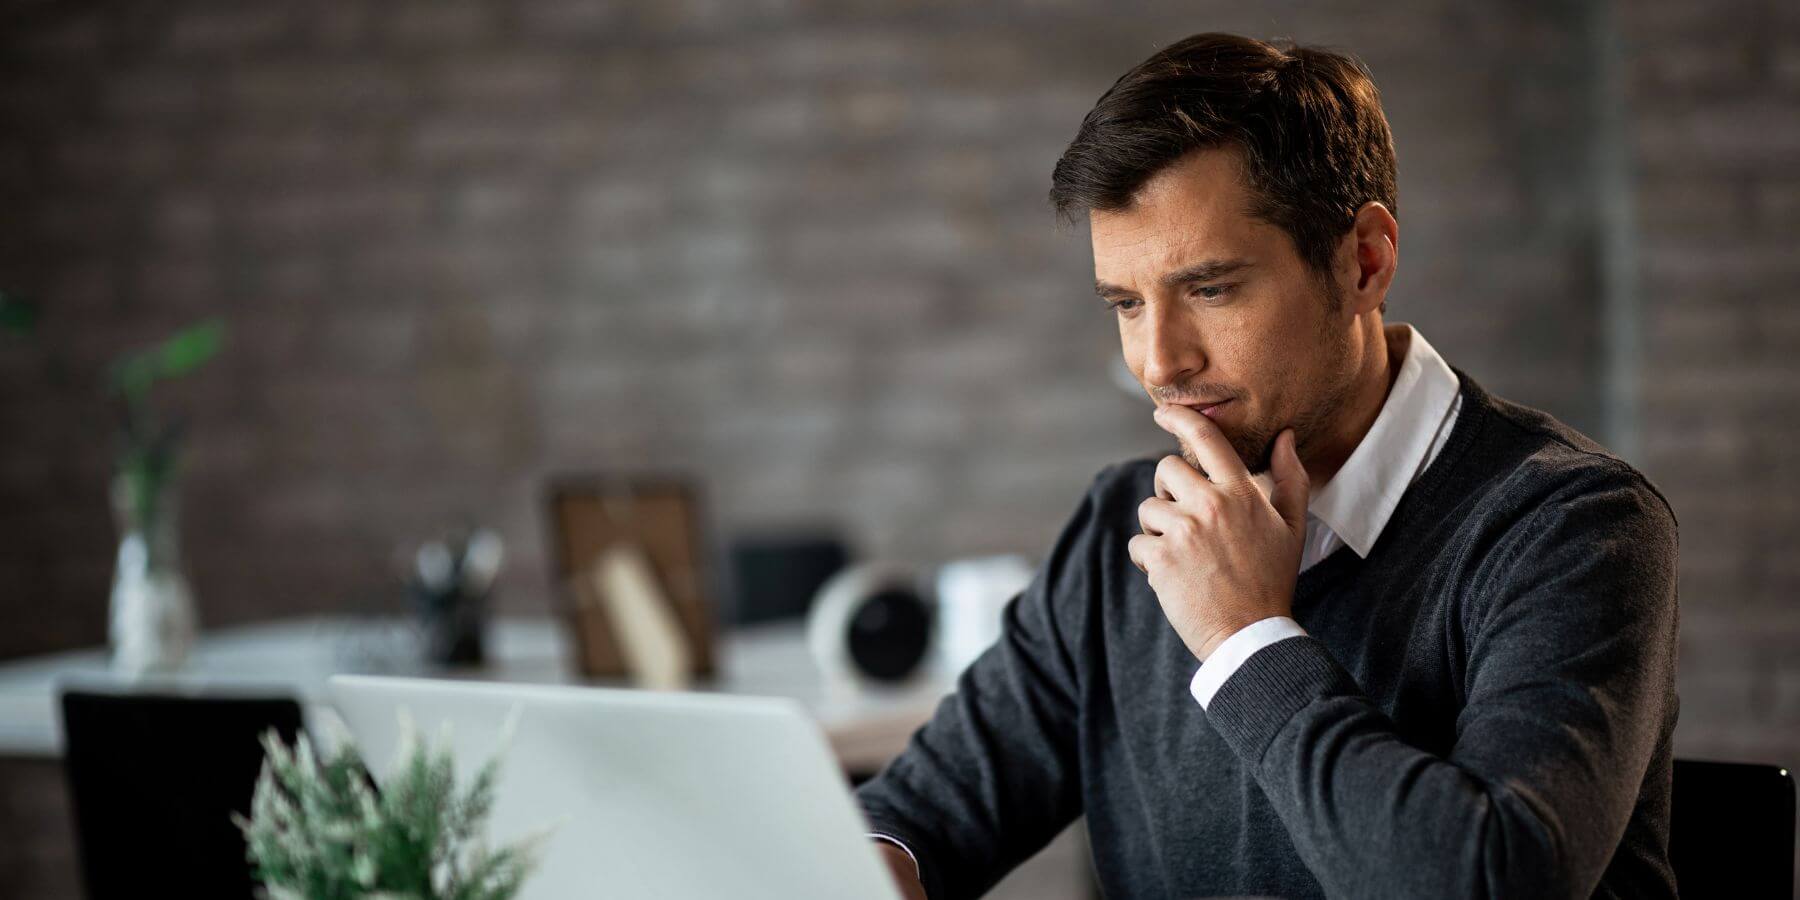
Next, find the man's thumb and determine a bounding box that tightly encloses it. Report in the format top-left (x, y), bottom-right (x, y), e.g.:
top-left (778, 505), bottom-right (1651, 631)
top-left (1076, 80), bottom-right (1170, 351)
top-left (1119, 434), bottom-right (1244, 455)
top-left (1271, 428), bottom-right (1309, 535)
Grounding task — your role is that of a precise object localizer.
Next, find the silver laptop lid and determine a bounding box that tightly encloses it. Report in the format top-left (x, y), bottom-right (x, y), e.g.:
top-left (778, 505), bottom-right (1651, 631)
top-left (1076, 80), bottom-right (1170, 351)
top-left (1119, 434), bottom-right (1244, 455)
top-left (328, 675), bottom-right (902, 900)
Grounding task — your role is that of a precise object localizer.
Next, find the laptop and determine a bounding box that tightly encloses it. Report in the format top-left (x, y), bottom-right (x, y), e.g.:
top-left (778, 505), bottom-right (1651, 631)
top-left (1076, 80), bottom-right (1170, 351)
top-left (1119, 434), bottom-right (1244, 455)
top-left (329, 675), bottom-right (904, 900)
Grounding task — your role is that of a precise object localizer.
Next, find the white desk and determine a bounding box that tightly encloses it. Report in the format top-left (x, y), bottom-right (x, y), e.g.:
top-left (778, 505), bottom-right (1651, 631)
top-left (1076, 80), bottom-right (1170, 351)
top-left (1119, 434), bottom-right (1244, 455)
top-left (0, 616), bottom-right (1102, 900)
top-left (0, 616), bottom-right (953, 772)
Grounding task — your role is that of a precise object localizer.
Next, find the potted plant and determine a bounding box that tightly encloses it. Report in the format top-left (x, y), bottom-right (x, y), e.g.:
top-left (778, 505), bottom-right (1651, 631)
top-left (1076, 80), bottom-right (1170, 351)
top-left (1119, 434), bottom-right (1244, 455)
top-left (236, 716), bottom-right (548, 899)
top-left (105, 319), bottom-right (223, 673)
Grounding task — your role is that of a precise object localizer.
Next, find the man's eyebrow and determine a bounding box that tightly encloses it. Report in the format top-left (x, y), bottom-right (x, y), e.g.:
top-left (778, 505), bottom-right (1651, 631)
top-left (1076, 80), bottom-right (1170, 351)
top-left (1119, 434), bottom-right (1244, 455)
top-left (1093, 258), bottom-right (1255, 297)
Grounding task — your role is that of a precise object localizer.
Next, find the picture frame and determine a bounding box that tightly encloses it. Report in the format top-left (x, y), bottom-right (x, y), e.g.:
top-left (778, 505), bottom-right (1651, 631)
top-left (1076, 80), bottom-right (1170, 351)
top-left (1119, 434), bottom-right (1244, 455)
top-left (544, 476), bottom-right (717, 680)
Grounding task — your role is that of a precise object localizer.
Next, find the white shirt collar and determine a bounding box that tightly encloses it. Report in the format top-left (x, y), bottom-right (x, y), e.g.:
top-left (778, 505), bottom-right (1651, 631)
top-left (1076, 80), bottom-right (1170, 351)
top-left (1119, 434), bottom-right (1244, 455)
top-left (1304, 324), bottom-right (1461, 559)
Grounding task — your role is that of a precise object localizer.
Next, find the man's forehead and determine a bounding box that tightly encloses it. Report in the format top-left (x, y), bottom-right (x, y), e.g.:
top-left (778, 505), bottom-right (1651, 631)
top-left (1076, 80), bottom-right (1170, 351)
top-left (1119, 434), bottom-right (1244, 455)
top-left (1089, 192), bottom-right (1246, 246)
top-left (1090, 195), bottom-right (1262, 286)
top-left (1087, 147), bottom-right (1274, 288)
top-left (1092, 227), bottom-right (1242, 264)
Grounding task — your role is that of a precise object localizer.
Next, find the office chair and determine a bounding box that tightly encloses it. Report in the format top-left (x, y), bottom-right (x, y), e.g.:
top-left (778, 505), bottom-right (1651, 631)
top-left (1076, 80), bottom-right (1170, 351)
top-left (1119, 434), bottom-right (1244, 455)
top-left (60, 689), bottom-right (304, 900)
top-left (1670, 757), bottom-right (1796, 899)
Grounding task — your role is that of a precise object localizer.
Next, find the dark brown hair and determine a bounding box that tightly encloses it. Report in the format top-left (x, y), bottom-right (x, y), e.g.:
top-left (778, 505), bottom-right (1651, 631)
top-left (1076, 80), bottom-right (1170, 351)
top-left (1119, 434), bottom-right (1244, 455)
top-left (1050, 33), bottom-right (1398, 279)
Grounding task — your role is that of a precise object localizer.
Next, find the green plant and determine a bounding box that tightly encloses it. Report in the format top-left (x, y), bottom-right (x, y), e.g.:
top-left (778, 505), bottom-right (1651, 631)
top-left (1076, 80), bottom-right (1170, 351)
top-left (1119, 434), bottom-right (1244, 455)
top-left (106, 319), bottom-right (224, 531)
top-left (235, 716), bottom-right (547, 900)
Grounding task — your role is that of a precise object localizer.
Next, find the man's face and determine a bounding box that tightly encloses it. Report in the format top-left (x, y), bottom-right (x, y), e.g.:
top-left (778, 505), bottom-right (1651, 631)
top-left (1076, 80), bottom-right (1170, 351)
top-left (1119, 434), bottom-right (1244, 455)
top-left (1091, 148), bottom-right (1356, 475)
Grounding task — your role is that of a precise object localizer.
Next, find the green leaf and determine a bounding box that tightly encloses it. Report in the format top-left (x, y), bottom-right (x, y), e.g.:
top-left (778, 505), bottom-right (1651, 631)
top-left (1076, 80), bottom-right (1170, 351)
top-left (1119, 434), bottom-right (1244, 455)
top-left (108, 318), bottom-right (226, 400)
top-left (155, 318), bottom-right (224, 378)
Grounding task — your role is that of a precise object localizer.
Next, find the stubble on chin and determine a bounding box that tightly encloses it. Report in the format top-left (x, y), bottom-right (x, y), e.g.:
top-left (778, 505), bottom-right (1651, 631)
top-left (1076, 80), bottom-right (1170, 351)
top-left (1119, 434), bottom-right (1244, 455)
top-left (1175, 423), bottom-right (1279, 478)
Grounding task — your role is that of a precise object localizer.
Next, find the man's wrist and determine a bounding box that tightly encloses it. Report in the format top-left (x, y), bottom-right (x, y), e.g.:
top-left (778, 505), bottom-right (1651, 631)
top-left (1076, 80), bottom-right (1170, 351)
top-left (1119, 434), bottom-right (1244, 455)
top-left (868, 832), bottom-right (920, 879)
top-left (1189, 616), bottom-right (1310, 710)
top-left (1197, 615), bottom-right (1272, 660)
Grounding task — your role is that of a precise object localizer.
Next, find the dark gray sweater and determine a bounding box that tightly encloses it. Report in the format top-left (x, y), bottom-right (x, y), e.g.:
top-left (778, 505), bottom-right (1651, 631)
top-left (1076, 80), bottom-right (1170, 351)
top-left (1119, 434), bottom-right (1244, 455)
top-left (856, 370), bottom-right (1680, 900)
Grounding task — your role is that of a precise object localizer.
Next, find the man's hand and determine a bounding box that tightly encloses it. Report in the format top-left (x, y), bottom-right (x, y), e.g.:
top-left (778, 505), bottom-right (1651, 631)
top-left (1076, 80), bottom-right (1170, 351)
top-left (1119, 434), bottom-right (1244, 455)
top-left (1129, 404), bottom-right (1309, 662)
top-left (875, 842), bottom-right (928, 900)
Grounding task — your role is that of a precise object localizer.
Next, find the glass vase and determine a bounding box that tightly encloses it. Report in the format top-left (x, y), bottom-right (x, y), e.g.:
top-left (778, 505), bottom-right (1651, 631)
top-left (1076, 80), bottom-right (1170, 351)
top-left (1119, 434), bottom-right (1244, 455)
top-left (108, 469), bottom-right (197, 674)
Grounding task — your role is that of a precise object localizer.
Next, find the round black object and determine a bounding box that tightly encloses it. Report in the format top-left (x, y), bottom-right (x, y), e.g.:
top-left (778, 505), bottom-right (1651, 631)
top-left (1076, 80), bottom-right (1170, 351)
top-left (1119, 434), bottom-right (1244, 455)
top-left (845, 588), bottom-right (932, 682)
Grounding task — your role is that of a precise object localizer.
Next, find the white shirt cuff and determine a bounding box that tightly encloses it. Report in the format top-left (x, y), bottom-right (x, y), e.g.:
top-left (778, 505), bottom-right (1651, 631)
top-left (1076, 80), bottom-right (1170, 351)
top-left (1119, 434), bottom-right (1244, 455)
top-left (1188, 616), bottom-right (1309, 710)
top-left (869, 832), bottom-right (920, 880)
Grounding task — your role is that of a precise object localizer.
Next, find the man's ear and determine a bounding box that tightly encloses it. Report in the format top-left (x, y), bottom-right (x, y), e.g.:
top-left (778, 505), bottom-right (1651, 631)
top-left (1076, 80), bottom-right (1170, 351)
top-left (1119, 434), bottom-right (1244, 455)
top-left (1337, 201), bottom-right (1398, 317)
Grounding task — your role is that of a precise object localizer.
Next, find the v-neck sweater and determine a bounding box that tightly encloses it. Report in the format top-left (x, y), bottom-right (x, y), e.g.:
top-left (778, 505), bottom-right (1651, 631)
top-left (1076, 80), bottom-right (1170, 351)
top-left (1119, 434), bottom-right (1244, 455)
top-left (856, 368), bottom-right (1681, 900)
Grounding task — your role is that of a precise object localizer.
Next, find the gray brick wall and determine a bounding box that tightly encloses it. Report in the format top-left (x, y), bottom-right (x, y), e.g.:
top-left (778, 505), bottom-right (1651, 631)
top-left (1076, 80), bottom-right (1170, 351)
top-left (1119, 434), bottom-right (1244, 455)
top-left (0, 0), bottom-right (1623, 652)
top-left (0, 0), bottom-right (1795, 892)
top-left (1623, 0), bottom-right (1800, 769)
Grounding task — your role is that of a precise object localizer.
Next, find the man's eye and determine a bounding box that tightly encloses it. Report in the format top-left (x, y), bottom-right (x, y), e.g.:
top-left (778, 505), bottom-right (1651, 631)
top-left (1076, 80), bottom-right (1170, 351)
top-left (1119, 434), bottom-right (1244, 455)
top-left (1104, 297), bottom-right (1142, 313)
top-left (1192, 284), bottom-right (1233, 302)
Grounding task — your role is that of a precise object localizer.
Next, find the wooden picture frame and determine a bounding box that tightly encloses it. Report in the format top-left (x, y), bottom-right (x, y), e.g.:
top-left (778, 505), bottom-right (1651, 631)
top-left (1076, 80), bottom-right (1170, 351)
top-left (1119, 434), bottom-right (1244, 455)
top-left (545, 477), bottom-right (717, 680)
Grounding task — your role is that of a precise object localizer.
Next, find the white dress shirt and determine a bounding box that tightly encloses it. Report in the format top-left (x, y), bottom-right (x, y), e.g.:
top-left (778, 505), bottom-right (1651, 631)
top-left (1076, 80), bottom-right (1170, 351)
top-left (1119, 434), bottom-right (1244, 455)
top-left (1188, 324), bottom-right (1462, 709)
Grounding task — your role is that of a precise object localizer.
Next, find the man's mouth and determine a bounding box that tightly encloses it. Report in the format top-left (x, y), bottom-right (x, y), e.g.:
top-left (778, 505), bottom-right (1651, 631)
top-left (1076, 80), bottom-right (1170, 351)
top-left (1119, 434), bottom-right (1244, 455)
top-left (1174, 399), bottom-right (1232, 419)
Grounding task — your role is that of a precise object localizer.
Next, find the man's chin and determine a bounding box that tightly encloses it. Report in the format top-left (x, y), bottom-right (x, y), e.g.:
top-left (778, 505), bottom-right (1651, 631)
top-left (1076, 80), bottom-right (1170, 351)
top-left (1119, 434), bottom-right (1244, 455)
top-left (1243, 448), bottom-right (1275, 476)
top-left (1243, 431), bottom-right (1281, 475)
top-left (1177, 432), bottom-right (1277, 478)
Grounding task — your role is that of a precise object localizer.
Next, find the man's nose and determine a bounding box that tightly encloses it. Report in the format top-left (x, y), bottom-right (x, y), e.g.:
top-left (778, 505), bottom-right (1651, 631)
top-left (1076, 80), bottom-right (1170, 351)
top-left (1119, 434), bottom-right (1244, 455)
top-left (1142, 305), bottom-right (1205, 389)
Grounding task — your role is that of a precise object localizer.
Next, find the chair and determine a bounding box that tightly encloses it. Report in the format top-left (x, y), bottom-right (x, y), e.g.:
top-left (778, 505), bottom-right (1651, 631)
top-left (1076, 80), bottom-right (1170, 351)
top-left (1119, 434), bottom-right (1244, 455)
top-left (1669, 758), bottom-right (1796, 899)
top-left (60, 689), bottom-right (304, 900)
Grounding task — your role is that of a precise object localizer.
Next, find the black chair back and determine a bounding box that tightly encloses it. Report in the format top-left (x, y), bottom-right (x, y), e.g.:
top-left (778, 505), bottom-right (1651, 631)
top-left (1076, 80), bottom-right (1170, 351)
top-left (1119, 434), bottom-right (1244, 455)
top-left (1670, 758), bottom-right (1796, 899)
top-left (60, 690), bottom-right (304, 900)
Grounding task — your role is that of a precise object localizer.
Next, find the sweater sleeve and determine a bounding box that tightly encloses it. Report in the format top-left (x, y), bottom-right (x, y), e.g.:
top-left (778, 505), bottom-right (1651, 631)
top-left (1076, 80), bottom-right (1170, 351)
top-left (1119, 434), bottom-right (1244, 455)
top-left (1202, 465), bottom-right (1680, 900)
top-left (853, 471), bottom-right (1108, 900)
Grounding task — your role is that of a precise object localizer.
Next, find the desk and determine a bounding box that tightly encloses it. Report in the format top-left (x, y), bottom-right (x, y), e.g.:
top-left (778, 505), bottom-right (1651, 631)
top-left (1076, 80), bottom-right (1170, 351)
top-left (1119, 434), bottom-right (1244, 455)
top-left (0, 616), bottom-right (952, 773)
top-left (0, 616), bottom-right (1098, 900)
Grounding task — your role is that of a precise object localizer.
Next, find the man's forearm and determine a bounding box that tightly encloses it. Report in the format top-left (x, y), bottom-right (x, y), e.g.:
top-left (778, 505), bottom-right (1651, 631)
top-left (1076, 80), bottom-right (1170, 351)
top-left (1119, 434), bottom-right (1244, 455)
top-left (1205, 634), bottom-right (1674, 899)
top-left (855, 473), bottom-right (1106, 899)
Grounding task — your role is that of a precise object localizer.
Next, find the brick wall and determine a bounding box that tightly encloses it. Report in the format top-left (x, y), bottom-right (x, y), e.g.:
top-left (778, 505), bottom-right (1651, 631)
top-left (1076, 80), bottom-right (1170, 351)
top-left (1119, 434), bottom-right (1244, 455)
top-left (0, 0), bottom-right (1795, 891)
top-left (1623, 0), bottom-right (1800, 768)
top-left (0, 0), bottom-right (1622, 651)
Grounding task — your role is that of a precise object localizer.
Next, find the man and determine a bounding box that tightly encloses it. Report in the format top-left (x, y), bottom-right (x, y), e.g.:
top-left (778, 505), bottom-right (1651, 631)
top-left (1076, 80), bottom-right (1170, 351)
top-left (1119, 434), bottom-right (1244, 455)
top-left (856, 32), bottom-right (1679, 900)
